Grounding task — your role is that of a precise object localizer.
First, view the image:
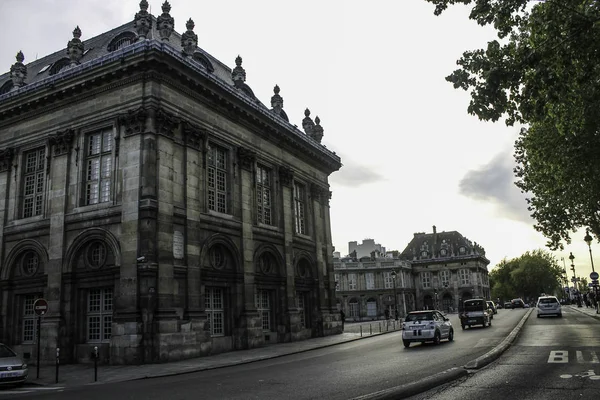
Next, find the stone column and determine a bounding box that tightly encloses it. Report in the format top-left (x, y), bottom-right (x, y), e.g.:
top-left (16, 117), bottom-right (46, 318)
top-left (44, 130), bottom-right (74, 361)
top-left (0, 148), bottom-right (14, 343)
top-left (236, 147), bottom-right (262, 349)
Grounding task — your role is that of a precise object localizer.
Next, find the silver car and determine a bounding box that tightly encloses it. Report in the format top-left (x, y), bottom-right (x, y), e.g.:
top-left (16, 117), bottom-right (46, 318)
top-left (0, 343), bottom-right (28, 386)
top-left (402, 310), bottom-right (454, 348)
top-left (536, 295), bottom-right (562, 317)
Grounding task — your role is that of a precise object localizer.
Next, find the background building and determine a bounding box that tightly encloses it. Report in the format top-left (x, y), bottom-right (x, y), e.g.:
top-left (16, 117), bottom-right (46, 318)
top-left (348, 239), bottom-right (386, 259)
top-left (0, 2), bottom-right (341, 365)
top-left (400, 226), bottom-right (490, 312)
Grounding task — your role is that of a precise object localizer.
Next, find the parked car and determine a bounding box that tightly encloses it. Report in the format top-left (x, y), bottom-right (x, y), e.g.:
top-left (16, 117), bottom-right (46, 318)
top-left (401, 310), bottom-right (454, 348)
top-left (536, 295), bottom-right (562, 317)
top-left (486, 301), bottom-right (498, 319)
top-left (504, 301), bottom-right (512, 309)
top-left (0, 343), bottom-right (28, 386)
top-left (460, 298), bottom-right (492, 329)
top-left (511, 298), bottom-right (525, 308)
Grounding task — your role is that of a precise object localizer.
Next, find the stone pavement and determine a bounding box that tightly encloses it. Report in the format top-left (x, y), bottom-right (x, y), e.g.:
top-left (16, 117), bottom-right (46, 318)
top-left (28, 321), bottom-right (400, 389)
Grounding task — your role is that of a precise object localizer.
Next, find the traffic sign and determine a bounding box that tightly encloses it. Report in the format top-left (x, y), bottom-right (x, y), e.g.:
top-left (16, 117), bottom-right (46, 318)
top-left (591, 272), bottom-right (599, 280)
top-left (33, 298), bottom-right (48, 316)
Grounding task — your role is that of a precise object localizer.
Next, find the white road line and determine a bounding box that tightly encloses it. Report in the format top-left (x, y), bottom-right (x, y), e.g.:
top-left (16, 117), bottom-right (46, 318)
top-left (548, 350), bottom-right (568, 363)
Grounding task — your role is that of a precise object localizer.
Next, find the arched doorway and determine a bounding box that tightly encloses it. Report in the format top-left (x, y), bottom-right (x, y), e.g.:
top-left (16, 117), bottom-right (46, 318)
top-left (348, 298), bottom-right (359, 321)
top-left (366, 298), bottom-right (377, 319)
top-left (442, 293), bottom-right (453, 313)
top-left (423, 295), bottom-right (434, 310)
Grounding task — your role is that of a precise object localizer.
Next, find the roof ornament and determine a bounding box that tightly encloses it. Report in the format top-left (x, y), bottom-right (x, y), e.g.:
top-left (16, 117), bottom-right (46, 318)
top-left (312, 116), bottom-right (324, 143)
top-left (134, 0), bottom-right (153, 40)
top-left (302, 108), bottom-right (315, 136)
top-left (271, 85), bottom-right (283, 113)
top-left (67, 26), bottom-right (84, 67)
top-left (157, 1), bottom-right (174, 41)
top-left (9, 51), bottom-right (27, 88)
top-left (181, 18), bottom-right (198, 56)
top-left (232, 55), bottom-right (246, 88)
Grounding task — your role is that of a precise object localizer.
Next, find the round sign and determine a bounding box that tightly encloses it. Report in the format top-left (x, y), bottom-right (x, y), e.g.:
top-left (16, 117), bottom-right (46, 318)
top-left (590, 272), bottom-right (599, 280)
top-left (33, 298), bottom-right (49, 316)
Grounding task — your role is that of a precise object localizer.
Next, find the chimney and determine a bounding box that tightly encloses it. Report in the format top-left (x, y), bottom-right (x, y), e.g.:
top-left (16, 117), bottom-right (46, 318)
top-left (433, 225), bottom-right (436, 234)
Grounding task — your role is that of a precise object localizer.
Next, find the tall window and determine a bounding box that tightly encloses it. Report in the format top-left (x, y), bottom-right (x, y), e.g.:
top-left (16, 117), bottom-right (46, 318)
top-left (22, 294), bottom-right (41, 343)
top-left (207, 144), bottom-right (228, 214)
top-left (441, 270), bottom-right (451, 287)
top-left (297, 291), bottom-right (308, 328)
top-left (348, 273), bottom-right (357, 290)
top-left (384, 272), bottom-right (393, 289)
top-left (460, 269), bottom-right (471, 285)
top-left (366, 273), bottom-right (375, 290)
top-left (293, 182), bottom-right (306, 235)
top-left (205, 287), bottom-right (224, 336)
top-left (255, 289), bottom-right (271, 331)
top-left (256, 165), bottom-right (272, 225)
top-left (87, 288), bottom-right (113, 342)
top-left (349, 299), bottom-right (359, 318)
top-left (334, 274), bottom-right (340, 291)
top-left (85, 130), bottom-right (113, 205)
top-left (22, 148), bottom-right (46, 218)
top-left (421, 272), bottom-right (431, 288)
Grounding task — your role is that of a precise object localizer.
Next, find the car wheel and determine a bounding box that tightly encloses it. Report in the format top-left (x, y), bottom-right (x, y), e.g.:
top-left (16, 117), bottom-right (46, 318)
top-left (403, 340), bottom-right (410, 348)
top-left (448, 329), bottom-right (454, 342)
top-left (461, 324), bottom-right (465, 330)
top-left (488, 319), bottom-right (492, 327)
top-left (558, 313), bottom-right (562, 318)
top-left (433, 331), bottom-right (441, 345)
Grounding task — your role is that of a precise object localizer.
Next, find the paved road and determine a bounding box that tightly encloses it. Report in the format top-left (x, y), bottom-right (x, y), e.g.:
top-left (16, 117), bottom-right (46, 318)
top-left (0, 309), bottom-right (527, 400)
top-left (408, 306), bottom-right (600, 399)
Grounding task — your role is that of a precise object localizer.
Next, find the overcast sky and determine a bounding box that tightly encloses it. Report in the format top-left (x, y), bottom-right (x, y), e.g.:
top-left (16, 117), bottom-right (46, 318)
top-left (1, 0), bottom-right (597, 281)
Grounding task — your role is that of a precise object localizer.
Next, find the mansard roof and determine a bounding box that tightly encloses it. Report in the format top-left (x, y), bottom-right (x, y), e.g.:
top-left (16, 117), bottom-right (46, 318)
top-left (400, 227), bottom-right (489, 265)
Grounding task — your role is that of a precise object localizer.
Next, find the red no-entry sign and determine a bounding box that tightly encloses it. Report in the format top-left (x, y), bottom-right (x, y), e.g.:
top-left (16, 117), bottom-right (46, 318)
top-left (33, 298), bottom-right (48, 316)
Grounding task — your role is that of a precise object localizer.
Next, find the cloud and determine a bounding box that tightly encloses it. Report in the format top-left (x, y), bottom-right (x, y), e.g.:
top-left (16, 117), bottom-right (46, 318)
top-left (329, 154), bottom-right (386, 188)
top-left (459, 152), bottom-right (532, 223)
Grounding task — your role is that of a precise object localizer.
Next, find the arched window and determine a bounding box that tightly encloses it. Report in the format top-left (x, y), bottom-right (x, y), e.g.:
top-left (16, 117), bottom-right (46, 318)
top-left (0, 80), bottom-right (14, 95)
top-left (107, 32), bottom-right (137, 52)
top-left (49, 58), bottom-right (70, 75)
top-left (193, 52), bottom-right (214, 73)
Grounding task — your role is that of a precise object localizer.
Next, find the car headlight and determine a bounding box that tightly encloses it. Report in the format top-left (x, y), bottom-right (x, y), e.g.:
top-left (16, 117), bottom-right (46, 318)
top-left (22, 363), bottom-right (28, 369)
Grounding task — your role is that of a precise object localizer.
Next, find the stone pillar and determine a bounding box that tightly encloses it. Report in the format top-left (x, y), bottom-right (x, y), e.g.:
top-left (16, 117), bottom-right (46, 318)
top-left (44, 130), bottom-right (74, 361)
top-left (237, 147), bottom-right (261, 349)
top-left (113, 107), bottom-right (147, 364)
top-left (0, 148), bottom-right (14, 343)
top-left (278, 166), bottom-right (299, 333)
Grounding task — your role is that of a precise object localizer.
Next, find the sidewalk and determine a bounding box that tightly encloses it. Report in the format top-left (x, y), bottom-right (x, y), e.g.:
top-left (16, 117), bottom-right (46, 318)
top-left (28, 322), bottom-right (399, 388)
top-left (569, 303), bottom-right (600, 320)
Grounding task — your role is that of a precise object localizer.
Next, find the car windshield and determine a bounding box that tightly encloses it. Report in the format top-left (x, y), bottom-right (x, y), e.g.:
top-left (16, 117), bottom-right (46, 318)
top-left (0, 344), bottom-right (16, 358)
top-left (405, 312), bottom-right (434, 322)
top-left (538, 298), bottom-right (558, 304)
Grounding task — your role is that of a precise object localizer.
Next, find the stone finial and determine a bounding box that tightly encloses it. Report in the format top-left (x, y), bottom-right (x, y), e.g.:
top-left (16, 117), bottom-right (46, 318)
top-left (181, 18), bottom-right (198, 56)
top-left (302, 108), bottom-right (315, 135)
top-left (9, 51), bottom-right (27, 88)
top-left (271, 85), bottom-right (283, 113)
top-left (312, 116), bottom-right (324, 143)
top-left (67, 26), bottom-right (85, 66)
top-left (157, 1), bottom-right (174, 41)
top-left (232, 55), bottom-right (246, 88)
top-left (134, 0), bottom-right (152, 40)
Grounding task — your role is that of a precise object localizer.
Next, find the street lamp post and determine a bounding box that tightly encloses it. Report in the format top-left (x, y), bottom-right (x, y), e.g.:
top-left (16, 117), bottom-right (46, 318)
top-left (569, 252), bottom-right (580, 306)
top-left (391, 271), bottom-right (398, 320)
top-left (584, 229), bottom-right (599, 313)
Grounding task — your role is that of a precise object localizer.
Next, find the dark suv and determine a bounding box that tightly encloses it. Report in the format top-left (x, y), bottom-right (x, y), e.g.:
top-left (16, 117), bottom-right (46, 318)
top-left (511, 298), bottom-right (525, 308)
top-left (460, 299), bottom-right (491, 329)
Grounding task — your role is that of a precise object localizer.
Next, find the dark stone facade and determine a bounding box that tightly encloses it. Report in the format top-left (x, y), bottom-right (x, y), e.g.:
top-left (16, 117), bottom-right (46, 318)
top-left (0, 4), bottom-right (341, 365)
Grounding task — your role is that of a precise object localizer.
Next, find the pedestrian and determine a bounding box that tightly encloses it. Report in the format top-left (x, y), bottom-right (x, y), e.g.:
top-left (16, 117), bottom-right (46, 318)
top-left (340, 309), bottom-right (345, 330)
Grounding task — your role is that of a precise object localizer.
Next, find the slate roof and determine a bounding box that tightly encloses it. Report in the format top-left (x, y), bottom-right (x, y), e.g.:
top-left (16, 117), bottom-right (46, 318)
top-left (400, 227), bottom-right (488, 264)
top-left (0, 17), bottom-right (245, 101)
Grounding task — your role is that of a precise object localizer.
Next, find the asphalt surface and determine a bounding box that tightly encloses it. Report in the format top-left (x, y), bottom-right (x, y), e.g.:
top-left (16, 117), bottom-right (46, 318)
top-left (407, 305), bottom-right (600, 399)
top-left (0, 308), bottom-right (532, 399)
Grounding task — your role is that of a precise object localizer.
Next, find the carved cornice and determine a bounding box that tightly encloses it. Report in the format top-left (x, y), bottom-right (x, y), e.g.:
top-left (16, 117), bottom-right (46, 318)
top-left (182, 121), bottom-right (205, 150)
top-left (237, 147), bottom-right (256, 171)
top-left (310, 183), bottom-right (331, 205)
top-left (118, 107), bottom-right (147, 136)
top-left (0, 148), bottom-right (14, 172)
top-left (156, 108), bottom-right (179, 137)
top-left (49, 129), bottom-right (75, 156)
top-left (278, 166), bottom-right (294, 187)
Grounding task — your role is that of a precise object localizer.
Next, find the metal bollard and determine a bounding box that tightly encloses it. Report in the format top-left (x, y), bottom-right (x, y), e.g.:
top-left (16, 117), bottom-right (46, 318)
top-left (379, 322), bottom-right (382, 333)
top-left (94, 346), bottom-right (98, 382)
top-left (360, 325), bottom-right (363, 337)
top-left (369, 324), bottom-right (372, 335)
top-left (55, 348), bottom-right (60, 384)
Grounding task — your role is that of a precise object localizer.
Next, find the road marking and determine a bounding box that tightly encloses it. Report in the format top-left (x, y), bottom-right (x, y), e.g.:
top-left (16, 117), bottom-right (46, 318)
top-left (548, 350), bottom-right (568, 363)
top-left (576, 351), bottom-right (600, 364)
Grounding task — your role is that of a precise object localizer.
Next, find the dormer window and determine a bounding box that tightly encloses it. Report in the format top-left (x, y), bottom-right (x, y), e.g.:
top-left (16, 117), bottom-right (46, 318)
top-left (459, 246), bottom-right (466, 255)
top-left (440, 248), bottom-right (447, 257)
top-left (421, 250), bottom-right (428, 257)
top-left (107, 32), bottom-right (137, 52)
top-left (0, 80), bottom-right (13, 95)
top-left (49, 58), bottom-right (70, 75)
top-left (193, 52), bottom-right (214, 73)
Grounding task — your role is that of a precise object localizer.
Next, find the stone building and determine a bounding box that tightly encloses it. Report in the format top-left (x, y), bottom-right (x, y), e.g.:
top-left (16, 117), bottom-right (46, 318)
top-left (0, 1), bottom-right (342, 365)
top-left (400, 226), bottom-right (490, 312)
top-left (333, 255), bottom-right (413, 320)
